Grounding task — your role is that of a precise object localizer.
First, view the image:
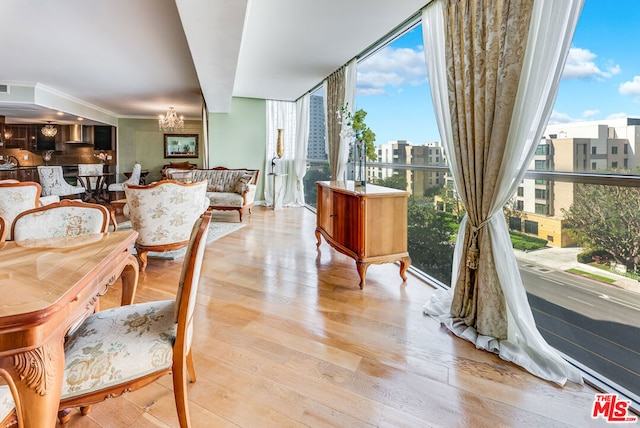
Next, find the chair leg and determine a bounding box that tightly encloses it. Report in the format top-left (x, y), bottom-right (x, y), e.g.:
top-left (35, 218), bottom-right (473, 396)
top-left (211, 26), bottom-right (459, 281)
top-left (57, 409), bottom-right (72, 424)
top-left (137, 250), bottom-right (148, 272)
top-left (172, 359), bottom-right (191, 428)
top-left (186, 349), bottom-right (197, 383)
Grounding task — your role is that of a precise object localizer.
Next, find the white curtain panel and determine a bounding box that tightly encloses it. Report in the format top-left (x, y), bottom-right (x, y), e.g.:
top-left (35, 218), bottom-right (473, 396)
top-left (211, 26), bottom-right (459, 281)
top-left (335, 58), bottom-right (358, 182)
top-left (292, 93), bottom-right (310, 206)
top-left (202, 101), bottom-right (209, 169)
top-left (422, 0), bottom-right (584, 386)
top-left (265, 100), bottom-right (297, 206)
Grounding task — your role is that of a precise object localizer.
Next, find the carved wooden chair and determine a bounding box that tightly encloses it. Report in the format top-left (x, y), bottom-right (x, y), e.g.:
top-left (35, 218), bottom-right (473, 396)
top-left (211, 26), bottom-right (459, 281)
top-left (57, 210), bottom-right (212, 427)
top-left (0, 181), bottom-right (41, 240)
top-left (11, 199), bottom-right (112, 241)
top-left (123, 180), bottom-right (209, 271)
top-left (37, 166), bottom-right (85, 198)
top-left (0, 216), bottom-right (6, 243)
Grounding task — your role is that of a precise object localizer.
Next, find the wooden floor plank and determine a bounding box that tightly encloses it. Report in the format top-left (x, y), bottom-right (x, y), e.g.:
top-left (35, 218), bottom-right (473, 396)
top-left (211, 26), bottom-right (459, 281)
top-left (63, 205), bottom-right (603, 427)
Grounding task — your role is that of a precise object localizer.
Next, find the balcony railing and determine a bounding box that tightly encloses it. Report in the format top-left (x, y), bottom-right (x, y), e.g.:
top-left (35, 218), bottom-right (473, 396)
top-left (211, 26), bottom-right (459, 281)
top-left (303, 159), bottom-right (640, 408)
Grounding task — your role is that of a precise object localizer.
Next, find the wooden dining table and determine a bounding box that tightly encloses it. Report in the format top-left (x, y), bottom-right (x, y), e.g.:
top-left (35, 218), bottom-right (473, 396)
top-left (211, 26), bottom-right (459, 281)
top-left (0, 230), bottom-right (139, 427)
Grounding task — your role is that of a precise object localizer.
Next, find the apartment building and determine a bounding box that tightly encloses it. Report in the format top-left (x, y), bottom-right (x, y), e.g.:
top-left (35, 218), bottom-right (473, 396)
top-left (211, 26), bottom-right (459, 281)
top-left (510, 117), bottom-right (640, 246)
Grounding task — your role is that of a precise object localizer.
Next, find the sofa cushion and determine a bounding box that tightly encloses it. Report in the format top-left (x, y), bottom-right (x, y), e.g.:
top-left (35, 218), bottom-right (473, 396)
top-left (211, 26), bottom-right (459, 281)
top-left (234, 174), bottom-right (254, 194)
top-left (207, 192), bottom-right (244, 207)
top-left (193, 169), bottom-right (247, 193)
top-left (168, 170), bottom-right (194, 183)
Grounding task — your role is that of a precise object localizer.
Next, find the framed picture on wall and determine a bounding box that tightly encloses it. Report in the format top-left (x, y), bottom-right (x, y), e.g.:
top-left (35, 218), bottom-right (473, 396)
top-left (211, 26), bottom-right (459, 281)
top-left (164, 134), bottom-right (199, 158)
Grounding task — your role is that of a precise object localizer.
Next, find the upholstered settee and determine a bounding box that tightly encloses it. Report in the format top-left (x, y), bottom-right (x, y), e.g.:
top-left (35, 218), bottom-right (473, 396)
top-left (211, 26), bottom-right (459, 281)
top-left (165, 166), bottom-right (259, 222)
top-left (160, 161), bottom-right (198, 180)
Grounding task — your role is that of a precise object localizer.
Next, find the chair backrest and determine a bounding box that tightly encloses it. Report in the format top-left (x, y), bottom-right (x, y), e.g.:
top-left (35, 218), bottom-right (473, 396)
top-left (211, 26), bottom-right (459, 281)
top-left (12, 199), bottom-right (110, 241)
top-left (37, 166), bottom-right (83, 197)
top-left (78, 164), bottom-right (104, 188)
top-left (124, 180), bottom-right (208, 247)
top-left (174, 210), bottom-right (212, 347)
top-left (125, 163), bottom-right (142, 185)
top-left (0, 216), bottom-right (6, 243)
top-left (0, 181), bottom-right (41, 240)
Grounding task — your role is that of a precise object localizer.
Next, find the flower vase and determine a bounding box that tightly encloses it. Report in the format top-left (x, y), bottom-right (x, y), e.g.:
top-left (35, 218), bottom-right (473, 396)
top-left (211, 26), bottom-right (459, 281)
top-left (354, 139), bottom-right (366, 188)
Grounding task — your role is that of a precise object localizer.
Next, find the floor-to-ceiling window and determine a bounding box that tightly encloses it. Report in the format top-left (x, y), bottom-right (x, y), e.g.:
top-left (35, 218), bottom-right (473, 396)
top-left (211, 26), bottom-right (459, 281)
top-left (303, 0), bottom-right (640, 408)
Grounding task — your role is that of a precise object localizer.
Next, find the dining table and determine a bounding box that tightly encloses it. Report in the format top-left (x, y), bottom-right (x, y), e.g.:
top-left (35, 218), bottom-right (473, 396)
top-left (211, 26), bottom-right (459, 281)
top-left (76, 172), bottom-right (115, 204)
top-left (0, 229), bottom-right (139, 427)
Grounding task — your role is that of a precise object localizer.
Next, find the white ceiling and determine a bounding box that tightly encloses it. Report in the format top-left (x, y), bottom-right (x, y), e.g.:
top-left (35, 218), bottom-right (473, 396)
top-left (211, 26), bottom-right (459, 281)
top-left (0, 0), bottom-right (428, 126)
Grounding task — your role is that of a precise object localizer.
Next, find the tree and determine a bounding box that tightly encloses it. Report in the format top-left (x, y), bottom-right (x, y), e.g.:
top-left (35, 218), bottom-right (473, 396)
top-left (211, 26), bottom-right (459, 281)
top-left (373, 174), bottom-right (407, 191)
top-left (563, 184), bottom-right (640, 271)
top-left (406, 197), bottom-right (456, 285)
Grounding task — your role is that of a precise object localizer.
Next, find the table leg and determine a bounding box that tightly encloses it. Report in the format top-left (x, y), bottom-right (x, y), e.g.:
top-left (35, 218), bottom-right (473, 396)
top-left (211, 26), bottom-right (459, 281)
top-left (399, 256), bottom-right (412, 281)
top-left (0, 337), bottom-right (65, 428)
top-left (120, 254), bottom-right (139, 306)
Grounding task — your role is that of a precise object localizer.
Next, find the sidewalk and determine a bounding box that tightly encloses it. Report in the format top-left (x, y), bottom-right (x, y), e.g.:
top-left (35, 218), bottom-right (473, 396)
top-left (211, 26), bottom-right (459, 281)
top-left (514, 246), bottom-right (640, 294)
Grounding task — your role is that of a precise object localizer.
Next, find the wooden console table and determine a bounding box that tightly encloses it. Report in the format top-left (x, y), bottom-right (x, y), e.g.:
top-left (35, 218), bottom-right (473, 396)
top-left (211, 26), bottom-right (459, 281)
top-left (315, 181), bottom-right (411, 288)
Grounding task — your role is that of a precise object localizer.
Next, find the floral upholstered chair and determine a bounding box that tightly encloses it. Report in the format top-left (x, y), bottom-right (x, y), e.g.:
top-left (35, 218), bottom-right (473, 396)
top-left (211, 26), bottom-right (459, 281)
top-left (108, 162), bottom-right (141, 200)
top-left (11, 199), bottom-right (111, 241)
top-left (124, 180), bottom-right (209, 271)
top-left (57, 210), bottom-right (212, 427)
top-left (37, 166), bottom-right (85, 198)
top-left (0, 181), bottom-right (42, 240)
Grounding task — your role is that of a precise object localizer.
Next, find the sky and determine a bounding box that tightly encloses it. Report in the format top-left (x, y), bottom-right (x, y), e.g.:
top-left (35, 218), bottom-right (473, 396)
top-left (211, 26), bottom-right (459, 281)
top-left (354, 0), bottom-right (640, 147)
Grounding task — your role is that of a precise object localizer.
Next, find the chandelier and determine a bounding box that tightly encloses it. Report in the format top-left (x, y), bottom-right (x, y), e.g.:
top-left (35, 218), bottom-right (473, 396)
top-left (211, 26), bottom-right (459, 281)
top-left (41, 121), bottom-right (58, 138)
top-left (158, 107), bottom-right (184, 132)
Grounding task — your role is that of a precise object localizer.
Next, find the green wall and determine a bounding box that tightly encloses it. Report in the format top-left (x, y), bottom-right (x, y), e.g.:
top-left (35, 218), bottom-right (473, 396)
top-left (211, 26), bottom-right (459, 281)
top-left (209, 97), bottom-right (267, 200)
top-left (116, 119), bottom-right (203, 183)
top-left (115, 97), bottom-right (268, 200)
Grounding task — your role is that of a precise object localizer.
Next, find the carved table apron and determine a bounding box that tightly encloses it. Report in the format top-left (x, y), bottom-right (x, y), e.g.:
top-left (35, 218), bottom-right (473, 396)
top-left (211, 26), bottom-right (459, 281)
top-left (0, 230), bottom-right (139, 427)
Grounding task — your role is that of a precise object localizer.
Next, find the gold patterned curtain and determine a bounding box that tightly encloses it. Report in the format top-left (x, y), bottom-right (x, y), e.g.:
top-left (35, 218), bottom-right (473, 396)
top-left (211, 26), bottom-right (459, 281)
top-left (444, 0), bottom-right (533, 339)
top-left (325, 67), bottom-right (345, 181)
top-left (423, 0), bottom-right (585, 385)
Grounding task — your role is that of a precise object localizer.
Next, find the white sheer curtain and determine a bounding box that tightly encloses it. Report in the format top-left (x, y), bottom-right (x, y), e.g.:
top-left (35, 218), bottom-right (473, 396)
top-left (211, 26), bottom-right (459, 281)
top-left (422, 0), bottom-right (584, 386)
top-left (201, 100), bottom-right (209, 169)
top-left (292, 93), bottom-right (310, 206)
top-left (337, 58), bottom-right (358, 181)
top-left (265, 100), bottom-right (297, 206)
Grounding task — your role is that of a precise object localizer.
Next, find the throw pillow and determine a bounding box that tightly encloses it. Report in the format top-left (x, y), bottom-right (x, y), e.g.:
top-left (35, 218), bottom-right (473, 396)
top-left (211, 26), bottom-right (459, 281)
top-left (233, 174), bottom-right (253, 194)
top-left (169, 170), bottom-right (194, 183)
top-left (207, 184), bottom-right (224, 192)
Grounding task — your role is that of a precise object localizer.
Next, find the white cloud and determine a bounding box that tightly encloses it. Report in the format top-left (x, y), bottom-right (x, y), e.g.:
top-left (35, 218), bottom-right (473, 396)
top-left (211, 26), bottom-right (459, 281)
top-left (547, 110), bottom-right (581, 125)
top-left (357, 46), bottom-right (427, 96)
top-left (562, 47), bottom-right (620, 79)
top-left (582, 109), bottom-right (600, 118)
top-left (606, 112), bottom-right (629, 120)
top-left (619, 76), bottom-right (640, 96)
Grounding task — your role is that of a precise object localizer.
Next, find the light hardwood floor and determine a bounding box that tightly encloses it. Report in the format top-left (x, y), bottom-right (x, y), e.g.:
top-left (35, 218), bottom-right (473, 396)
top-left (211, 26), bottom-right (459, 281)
top-left (61, 206), bottom-right (606, 427)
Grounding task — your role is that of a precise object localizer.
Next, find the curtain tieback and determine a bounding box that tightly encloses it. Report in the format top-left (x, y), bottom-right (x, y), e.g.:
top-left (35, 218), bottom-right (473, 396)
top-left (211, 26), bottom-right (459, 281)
top-left (466, 219), bottom-right (490, 270)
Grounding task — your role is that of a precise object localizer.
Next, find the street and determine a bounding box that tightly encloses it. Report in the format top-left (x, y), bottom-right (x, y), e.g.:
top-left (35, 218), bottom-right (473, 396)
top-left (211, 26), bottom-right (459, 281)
top-left (519, 261), bottom-right (640, 402)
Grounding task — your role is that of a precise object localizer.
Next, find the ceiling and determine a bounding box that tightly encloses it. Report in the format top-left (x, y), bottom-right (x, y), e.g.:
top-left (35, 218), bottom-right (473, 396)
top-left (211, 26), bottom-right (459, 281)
top-left (0, 0), bottom-right (428, 126)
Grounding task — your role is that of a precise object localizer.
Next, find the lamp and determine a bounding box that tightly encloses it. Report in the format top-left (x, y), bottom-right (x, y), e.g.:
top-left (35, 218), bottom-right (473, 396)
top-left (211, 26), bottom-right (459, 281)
top-left (41, 121), bottom-right (58, 138)
top-left (158, 107), bottom-right (184, 132)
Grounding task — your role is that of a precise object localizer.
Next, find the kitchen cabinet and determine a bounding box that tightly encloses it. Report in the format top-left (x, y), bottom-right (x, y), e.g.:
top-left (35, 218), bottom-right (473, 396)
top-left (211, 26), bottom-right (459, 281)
top-left (35, 124), bottom-right (59, 151)
top-left (315, 181), bottom-right (411, 288)
top-left (0, 167), bottom-right (38, 183)
top-left (2, 125), bottom-right (36, 150)
top-left (93, 125), bottom-right (114, 151)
